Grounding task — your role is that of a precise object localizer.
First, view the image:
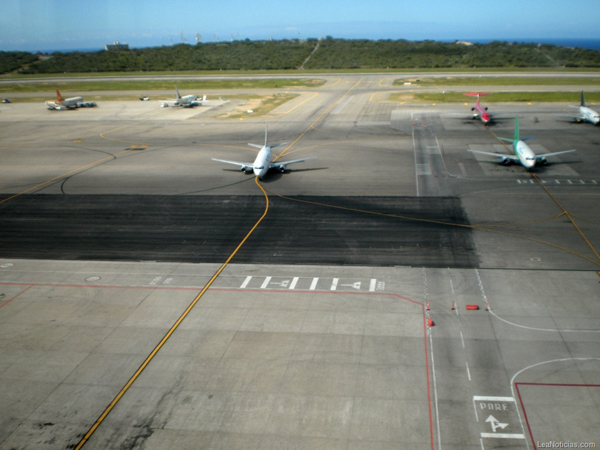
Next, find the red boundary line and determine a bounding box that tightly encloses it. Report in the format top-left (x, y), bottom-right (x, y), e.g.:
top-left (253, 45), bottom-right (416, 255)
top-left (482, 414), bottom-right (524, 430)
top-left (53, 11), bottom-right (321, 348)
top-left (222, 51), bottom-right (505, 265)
top-left (0, 285), bottom-right (32, 309)
top-left (515, 382), bottom-right (600, 450)
top-left (0, 282), bottom-right (435, 450)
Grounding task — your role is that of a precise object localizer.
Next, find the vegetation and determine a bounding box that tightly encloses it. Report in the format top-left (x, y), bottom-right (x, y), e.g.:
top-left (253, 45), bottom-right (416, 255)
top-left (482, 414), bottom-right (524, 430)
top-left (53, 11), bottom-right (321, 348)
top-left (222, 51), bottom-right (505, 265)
top-left (0, 79), bottom-right (324, 94)
top-left (304, 39), bottom-right (600, 69)
top-left (1, 38), bottom-right (599, 75)
top-left (11, 40), bottom-right (316, 74)
top-left (0, 51), bottom-right (39, 74)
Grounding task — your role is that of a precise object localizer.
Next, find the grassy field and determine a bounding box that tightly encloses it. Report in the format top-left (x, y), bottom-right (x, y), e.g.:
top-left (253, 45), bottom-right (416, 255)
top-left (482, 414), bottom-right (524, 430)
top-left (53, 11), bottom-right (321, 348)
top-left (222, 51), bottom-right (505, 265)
top-left (394, 77), bottom-right (600, 86)
top-left (0, 78), bottom-right (325, 94)
top-left (389, 91), bottom-right (600, 103)
top-left (217, 93), bottom-right (299, 119)
top-left (2, 66), bottom-right (600, 80)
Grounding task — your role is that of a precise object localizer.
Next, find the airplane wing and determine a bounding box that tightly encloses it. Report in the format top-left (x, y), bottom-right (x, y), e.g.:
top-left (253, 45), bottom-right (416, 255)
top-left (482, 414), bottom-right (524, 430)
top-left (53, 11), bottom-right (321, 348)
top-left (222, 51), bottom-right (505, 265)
top-left (211, 158), bottom-right (254, 168)
top-left (270, 156), bottom-right (317, 169)
top-left (535, 149), bottom-right (576, 159)
top-left (467, 150), bottom-right (518, 161)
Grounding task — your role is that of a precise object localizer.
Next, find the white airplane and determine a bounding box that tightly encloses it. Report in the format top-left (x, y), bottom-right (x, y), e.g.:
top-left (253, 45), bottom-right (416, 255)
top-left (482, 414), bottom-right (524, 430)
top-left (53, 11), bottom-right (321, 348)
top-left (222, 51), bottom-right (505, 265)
top-left (161, 87), bottom-right (201, 107)
top-left (569, 91), bottom-right (599, 125)
top-left (468, 117), bottom-right (576, 170)
top-left (212, 124), bottom-right (316, 179)
top-left (45, 90), bottom-right (83, 110)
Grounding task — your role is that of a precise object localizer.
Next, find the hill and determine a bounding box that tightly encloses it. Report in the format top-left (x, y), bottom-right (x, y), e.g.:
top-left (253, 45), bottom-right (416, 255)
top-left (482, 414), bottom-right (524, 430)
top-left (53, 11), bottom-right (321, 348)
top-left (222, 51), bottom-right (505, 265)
top-left (2, 38), bottom-right (600, 75)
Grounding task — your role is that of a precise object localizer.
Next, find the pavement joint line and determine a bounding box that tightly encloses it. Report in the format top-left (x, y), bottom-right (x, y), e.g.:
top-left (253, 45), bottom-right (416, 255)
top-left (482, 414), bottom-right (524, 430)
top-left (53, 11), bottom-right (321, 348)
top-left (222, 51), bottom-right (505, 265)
top-left (73, 176), bottom-right (270, 449)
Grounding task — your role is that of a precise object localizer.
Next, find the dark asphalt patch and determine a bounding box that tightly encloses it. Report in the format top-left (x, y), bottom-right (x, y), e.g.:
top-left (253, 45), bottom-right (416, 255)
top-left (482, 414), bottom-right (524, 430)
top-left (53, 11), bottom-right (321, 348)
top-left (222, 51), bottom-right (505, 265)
top-left (0, 195), bottom-right (479, 268)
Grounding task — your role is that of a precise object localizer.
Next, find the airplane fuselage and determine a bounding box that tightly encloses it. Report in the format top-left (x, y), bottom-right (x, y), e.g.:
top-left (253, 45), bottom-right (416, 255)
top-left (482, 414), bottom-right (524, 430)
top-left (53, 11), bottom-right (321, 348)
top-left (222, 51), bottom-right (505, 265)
top-left (513, 140), bottom-right (536, 170)
top-left (579, 106), bottom-right (600, 124)
top-left (175, 95), bottom-right (198, 107)
top-left (46, 96), bottom-right (83, 110)
top-left (473, 103), bottom-right (491, 123)
top-left (252, 146), bottom-right (272, 178)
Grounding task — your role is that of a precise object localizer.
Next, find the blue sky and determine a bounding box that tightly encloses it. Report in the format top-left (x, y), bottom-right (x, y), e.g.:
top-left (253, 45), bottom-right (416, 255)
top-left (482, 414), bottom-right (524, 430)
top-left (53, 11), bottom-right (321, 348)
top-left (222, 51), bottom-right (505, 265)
top-left (1, 0), bottom-right (599, 51)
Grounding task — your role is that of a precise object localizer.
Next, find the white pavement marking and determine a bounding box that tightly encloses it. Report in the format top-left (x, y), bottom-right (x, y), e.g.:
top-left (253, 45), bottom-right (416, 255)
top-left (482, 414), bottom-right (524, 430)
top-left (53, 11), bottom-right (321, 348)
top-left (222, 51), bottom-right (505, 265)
top-left (429, 327), bottom-right (442, 450)
top-left (509, 356), bottom-right (600, 450)
top-left (240, 276), bottom-right (252, 288)
top-left (369, 278), bottom-right (376, 292)
top-left (330, 278), bottom-right (338, 290)
top-left (488, 306), bottom-right (600, 333)
top-left (460, 331), bottom-right (465, 348)
top-left (473, 396), bottom-right (516, 402)
top-left (260, 276), bottom-right (272, 289)
top-left (466, 361), bottom-right (472, 381)
top-left (309, 277), bottom-right (319, 290)
top-left (480, 433), bottom-right (525, 439)
top-left (289, 277), bottom-right (299, 290)
top-left (473, 395), bottom-right (527, 448)
top-left (411, 115), bottom-right (420, 197)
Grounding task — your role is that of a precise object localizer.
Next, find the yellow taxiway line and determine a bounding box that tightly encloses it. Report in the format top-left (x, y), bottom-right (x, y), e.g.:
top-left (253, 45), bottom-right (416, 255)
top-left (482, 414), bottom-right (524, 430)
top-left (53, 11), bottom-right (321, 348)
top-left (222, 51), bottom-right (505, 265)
top-left (74, 177), bottom-right (270, 449)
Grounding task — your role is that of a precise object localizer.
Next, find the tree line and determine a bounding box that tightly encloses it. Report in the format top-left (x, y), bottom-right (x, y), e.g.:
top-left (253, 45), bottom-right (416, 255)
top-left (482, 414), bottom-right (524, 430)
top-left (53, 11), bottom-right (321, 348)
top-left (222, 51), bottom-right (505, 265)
top-left (2, 38), bottom-right (600, 75)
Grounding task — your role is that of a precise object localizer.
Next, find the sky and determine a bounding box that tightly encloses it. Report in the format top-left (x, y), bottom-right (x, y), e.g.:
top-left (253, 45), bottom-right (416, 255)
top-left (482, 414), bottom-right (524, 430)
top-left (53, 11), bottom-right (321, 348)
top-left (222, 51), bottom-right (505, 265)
top-left (1, 0), bottom-right (599, 52)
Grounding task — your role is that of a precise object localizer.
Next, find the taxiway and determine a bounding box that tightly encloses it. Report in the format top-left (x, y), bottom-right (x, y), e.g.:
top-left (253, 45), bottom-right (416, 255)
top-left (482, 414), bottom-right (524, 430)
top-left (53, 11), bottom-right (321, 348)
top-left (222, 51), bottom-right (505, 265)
top-left (0, 74), bottom-right (599, 449)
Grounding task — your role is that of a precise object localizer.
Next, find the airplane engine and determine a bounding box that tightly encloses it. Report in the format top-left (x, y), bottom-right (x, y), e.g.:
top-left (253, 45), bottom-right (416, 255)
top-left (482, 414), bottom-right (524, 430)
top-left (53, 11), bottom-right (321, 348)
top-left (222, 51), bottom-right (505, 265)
top-left (240, 166), bottom-right (247, 172)
top-left (471, 107), bottom-right (475, 111)
top-left (279, 165), bottom-right (286, 173)
top-left (539, 157), bottom-right (547, 165)
top-left (484, 107), bottom-right (488, 111)
top-left (500, 157), bottom-right (510, 165)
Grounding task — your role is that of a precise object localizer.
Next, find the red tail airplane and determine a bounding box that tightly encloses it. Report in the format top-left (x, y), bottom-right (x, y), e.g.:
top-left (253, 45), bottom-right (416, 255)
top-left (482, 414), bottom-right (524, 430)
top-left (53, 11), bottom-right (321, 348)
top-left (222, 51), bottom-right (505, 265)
top-left (464, 92), bottom-right (491, 124)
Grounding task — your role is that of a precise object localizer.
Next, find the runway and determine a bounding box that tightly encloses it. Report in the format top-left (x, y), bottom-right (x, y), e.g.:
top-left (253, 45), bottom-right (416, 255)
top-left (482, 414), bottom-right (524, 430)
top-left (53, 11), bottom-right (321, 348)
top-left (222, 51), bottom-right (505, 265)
top-left (0, 73), bottom-right (599, 449)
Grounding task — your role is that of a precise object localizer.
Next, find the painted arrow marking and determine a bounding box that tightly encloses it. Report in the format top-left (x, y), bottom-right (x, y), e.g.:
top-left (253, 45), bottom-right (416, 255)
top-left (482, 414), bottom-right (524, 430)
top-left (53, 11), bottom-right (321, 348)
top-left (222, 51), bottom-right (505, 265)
top-left (485, 415), bottom-right (509, 433)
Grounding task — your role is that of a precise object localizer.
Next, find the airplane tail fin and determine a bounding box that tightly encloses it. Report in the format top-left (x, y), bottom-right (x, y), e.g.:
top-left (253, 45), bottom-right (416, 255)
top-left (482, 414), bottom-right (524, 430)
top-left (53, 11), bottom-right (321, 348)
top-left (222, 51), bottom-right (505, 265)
top-left (581, 90), bottom-right (586, 107)
top-left (464, 92), bottom-right (489, 98)
top-left (497, 117), bottom-right (521, 144)
top-left (56, 90), bottom-right (64, 102)
top-left (176, 87), bottom-right (181, 99)
top-left (264, 123), bottom-right (268, 147)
